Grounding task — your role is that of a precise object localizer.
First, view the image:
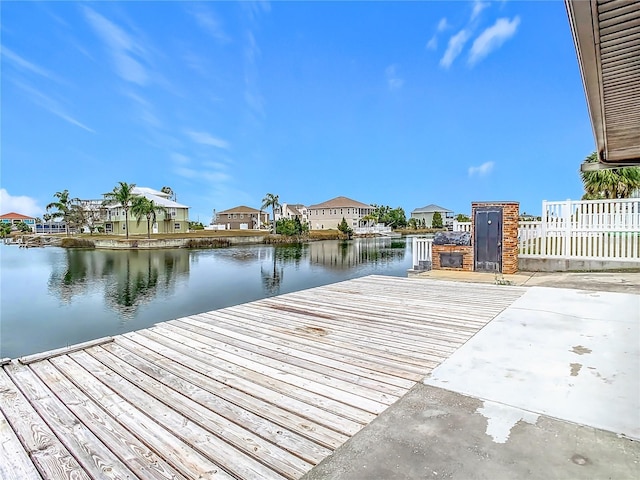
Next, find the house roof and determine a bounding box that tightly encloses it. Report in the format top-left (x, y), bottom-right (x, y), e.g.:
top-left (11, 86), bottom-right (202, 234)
top-left (103, 187), bottom-right (188, 209)
top-left (308, 196), bottom-right (372, 209)
top-left (0, 212), bottom-right (35, 220)
top-left (411, 204), bottom-right (453, 214)
top-left (217, 206), bottom-right (263, 214)
top-left (566, 0), bottom-right (640, 168)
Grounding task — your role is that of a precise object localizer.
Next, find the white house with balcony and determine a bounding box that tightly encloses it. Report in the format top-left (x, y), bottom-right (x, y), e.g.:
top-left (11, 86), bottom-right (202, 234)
top-left (102, 186), bottom-right (189, 235)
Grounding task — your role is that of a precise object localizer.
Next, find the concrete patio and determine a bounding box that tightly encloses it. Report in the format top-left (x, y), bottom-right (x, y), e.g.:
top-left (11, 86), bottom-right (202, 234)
top-left (304, 280), bottom-right (640, 479)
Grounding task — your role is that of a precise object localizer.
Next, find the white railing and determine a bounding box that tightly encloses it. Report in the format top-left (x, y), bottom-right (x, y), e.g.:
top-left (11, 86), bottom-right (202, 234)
top-left (519, 199), bottom-right (640, 261)
top-left (412, 237), bottom-right (433, 270)
top-left (354, 224), bottom-right (392, 235)
top-left (453, 221), bottom-right (472, 232)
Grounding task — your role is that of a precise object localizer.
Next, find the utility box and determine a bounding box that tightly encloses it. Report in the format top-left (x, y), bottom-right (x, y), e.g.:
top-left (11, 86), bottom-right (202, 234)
top-left (471, 202), bottom-right (519, 274)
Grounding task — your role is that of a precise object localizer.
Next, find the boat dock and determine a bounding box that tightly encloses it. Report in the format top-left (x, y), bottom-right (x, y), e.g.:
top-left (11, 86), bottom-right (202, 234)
top-left (0, 275), bottom-right (527, 479)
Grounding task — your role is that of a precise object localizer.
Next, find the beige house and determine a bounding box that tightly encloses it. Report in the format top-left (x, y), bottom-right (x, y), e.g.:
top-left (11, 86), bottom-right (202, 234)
top-left (103, 187), bottom-right (190, 235)
top-left (213, 206), bottom-right (269, 230)
top-left (307, 196), bottom-right (374, 230)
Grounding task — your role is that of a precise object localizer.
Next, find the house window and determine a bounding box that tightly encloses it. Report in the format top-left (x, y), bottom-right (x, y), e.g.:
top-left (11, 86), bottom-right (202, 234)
top-left (174, 223), bottom-right (180, 230)
top-left (233, 214), bottom-right (237, 219)
top-left (123, 224), bottom-right (126, 230)
top-left (240, 214), bottom-right (244, 219)
top-left (228, 214), bottom-right (232, 219)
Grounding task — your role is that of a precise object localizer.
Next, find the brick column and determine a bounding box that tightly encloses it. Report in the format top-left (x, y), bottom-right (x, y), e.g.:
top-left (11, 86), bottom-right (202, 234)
top-left (471, 201), bottom-right (519, 274)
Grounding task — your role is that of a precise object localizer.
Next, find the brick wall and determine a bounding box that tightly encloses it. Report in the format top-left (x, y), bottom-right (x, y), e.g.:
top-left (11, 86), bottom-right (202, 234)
top-left (432, 244), bottom-right (473, 272)
top-left (471, 202), bottom-right (519, 274)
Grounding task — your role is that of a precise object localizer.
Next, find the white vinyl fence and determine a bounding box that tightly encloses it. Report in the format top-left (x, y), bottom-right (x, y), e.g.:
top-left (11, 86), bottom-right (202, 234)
top-left (519, 199), bottom-right (640, 261)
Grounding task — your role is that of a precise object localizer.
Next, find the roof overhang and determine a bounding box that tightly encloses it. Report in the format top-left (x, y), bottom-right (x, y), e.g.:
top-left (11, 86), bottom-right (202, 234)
top-left (565, 0), bottom-right (640, 170)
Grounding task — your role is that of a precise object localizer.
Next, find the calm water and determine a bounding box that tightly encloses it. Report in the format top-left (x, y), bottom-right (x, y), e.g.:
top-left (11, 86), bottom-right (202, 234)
top-left (0, 237), bottom-right (414, 359)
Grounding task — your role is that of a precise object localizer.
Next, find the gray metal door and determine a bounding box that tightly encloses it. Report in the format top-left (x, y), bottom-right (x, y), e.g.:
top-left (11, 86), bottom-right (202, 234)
top-left (474, 207), bottom-right (502, 272)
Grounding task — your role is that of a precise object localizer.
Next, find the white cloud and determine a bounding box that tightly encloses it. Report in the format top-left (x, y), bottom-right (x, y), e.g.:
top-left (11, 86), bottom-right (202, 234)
top-left (385, 64), bottom-right (404, 90)
top-left (11, 80), bottom-right (95, 132)
top-left (1, 47), bottom-right (64, 83)
top-left (188, 4), bottom-right (230, 43)
top-left (468, 161), bottom-right (495, 177)
top-left (426, 36), bottom-right (438, 50)
top-left (471, 1), bottom-right (490, 21)
top-left (185, 130), bottom-right (230, 150)
top-left (440, 29), bottom-right (471, 69)
top-left (469, 16), bottom-right (521, 66)
top-left (437, 18), bottom-right (450, 32)
top-left (171, 153), bottom-right (191, 165)
top-left (0, 189), bottom-right (44, 217)
top-left (175, 167), bottom-right (231, 183)
top-left (83, 7), bottom-right (149, 85)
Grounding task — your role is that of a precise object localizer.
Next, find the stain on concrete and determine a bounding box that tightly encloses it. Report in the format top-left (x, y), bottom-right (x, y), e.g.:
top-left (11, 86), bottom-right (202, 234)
top-left (571, 453), bottom-right (590, 466)
top-left (476, 401), bottom-right (539, 444)
top-left (570, 363), bottom-right (582, 376)
top-left (571, 345), bottom-right (592, 355)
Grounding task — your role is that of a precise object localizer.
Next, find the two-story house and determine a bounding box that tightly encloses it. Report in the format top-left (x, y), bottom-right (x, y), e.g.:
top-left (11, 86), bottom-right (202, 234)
top-left (410, 204), bottom-right (454, 228)
top-left (103, 187), bottom-right (190, 235)
top-left (212, 206), bottom-right (269, 230)
top-left (0, 212), bottom-right (36, 232)
top-left (274, 203), bottom-right (309, 226)
top-left (307, 196), bottom-right (374, 230)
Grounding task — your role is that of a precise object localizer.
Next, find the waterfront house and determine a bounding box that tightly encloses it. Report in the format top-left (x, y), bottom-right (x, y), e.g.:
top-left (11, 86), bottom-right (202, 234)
top-left (212, 206), bottom-right (269, 230)
top-left (274, 203), bottom-right (309, 226)
top-left (0, 212), bottom-right (36, 232)
top-left (411, 204), bottom-right (454, 229)
top-left (307, 196), bottom-right (374, 230)
top-left (102, 187), bottom-right (190, 235)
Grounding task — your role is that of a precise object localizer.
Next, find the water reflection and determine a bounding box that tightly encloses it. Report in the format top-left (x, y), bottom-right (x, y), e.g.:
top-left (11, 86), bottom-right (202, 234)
top-left (49, 249), bottom-right (189, 318)
top-left (3, 237), bottom-right (411, 358)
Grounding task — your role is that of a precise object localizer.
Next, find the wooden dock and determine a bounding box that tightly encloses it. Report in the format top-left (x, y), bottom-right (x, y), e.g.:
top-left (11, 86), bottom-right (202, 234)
top-left (0, 275), bottom-right (526, 479)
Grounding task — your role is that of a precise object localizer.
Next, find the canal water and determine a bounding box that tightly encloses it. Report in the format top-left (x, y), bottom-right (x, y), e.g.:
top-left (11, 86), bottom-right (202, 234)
top-left (1, 237), bottom-right (416, 359)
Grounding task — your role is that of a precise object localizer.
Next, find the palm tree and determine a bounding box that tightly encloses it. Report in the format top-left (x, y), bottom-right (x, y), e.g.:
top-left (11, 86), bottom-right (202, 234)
top-left (160, 186), bottom-right (176, 202)
top-left (581, 152), bottom-right (640, 199)
top-left (130, 196), bottom-right (167, 239)
top-left (46, 190), bottom-right (78, 235)
top-left (261, 193), bottom-right (280, 232)
top-left (103, 182), bottom-right (136, 239)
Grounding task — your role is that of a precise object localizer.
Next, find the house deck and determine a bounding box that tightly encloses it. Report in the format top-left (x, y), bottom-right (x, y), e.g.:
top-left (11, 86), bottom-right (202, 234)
top-left (0, 275), bottom-right (526, 480)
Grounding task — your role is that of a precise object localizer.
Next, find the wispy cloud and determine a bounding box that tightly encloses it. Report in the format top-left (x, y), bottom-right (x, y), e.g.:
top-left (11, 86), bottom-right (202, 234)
top-left (12, 80), bottom-right (95, 132)
top-left (171, 153), bottom-right (191, 165)
top-left (82, 6), bottom-right (149, 85)
top-left (469, 16), bottom-right (520, 66)
top-left (385, 64), bottom-right (404, 90)
top-left (187, 4), bottom-right (230, 43)
top-left (244, 30), bottom-right (265, 118)
top-left (471, 1), bottom-right (490, 21)
top-left (468, 161), bottom-right (494, 177)
top-left (437, 18), bottom-right (450, 32)
top-left (175, 167), bottom-right (231, 183)
top-left (426, 18), bottom-right (449, 51)
top-left (0, 189), bottom-right (44, 217)
top-left (1, 47), bottom-right (65, 83)
top-left (440, 29), bottom-right (471, 69)
top-left (185, 130), bottom-right (230, 150)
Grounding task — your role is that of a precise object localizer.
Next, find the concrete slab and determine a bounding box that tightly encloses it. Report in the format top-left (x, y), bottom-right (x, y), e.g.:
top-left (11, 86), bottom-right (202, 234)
top-left (425, 286), bottom-right (640, 440)
top-left (303, 383), bottom-right (640, 480)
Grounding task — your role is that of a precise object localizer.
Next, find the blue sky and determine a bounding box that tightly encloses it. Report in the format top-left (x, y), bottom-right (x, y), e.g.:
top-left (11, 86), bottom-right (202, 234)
top-left (1, 1), bottom-right (594, 222)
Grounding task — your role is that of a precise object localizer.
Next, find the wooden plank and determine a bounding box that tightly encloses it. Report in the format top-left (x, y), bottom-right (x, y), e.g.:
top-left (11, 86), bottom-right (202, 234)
top-left (0, 405), bottom-right (42, 480)
top-left (113, 335), bottom-right (349, 451)
top-left (164, 318), bottom-right (403, 405)
top-left (68, 350), bottom-right (288, 480)
top-left (4, 362), bottom-right (138, 479)
top-left (0, 368), bottom-right (90, 479)
top-left (18, 337), bottom-right (113, 365)
top-left (101, 341), bottom-right (333, 464)
top-left (48, 354), bottom-right (234, 479)
top-left (28, 360), bottom-right (185, 480)
top-left (124, 330), bottom-right (366, 437)
top-left (145, 325), bottom-right (379, 424)
top-left (84, 345), bottom-right (313, 479)
top-left (154, 322), bottom-right (390, 415)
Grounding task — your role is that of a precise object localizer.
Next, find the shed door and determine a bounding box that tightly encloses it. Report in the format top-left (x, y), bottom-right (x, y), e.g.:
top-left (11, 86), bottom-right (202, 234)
top-left (474, 208), bottom-right (502, 272)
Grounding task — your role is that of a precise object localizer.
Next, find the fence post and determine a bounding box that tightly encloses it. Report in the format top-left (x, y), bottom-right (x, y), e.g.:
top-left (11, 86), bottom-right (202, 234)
top-left (563, 199), bottom-right (572, 257)
top-left (541, 200), bottom-right (547, 256)
top-left (412, 237), bottom-right (418, 270)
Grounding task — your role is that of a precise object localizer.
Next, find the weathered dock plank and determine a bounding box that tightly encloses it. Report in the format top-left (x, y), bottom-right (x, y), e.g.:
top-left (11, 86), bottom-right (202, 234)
top-left (0, 275), bottom-right (527, 479)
